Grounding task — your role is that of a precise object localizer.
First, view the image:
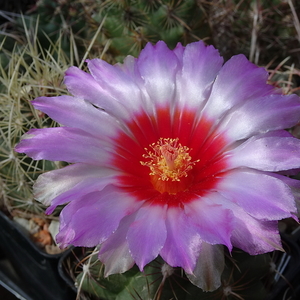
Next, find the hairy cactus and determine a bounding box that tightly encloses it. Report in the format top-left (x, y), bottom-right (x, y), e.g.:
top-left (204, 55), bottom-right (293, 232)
top-left (0, 23), bottom-right (73, 215)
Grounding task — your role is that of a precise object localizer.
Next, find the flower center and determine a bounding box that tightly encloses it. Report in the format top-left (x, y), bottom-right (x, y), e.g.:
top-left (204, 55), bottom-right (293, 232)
top-left (141, 138), bottom-right (199, 194)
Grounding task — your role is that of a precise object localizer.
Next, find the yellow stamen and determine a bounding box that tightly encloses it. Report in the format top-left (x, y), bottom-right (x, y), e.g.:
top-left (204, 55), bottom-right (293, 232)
top-left (141, 138), bottom-right (199, 185)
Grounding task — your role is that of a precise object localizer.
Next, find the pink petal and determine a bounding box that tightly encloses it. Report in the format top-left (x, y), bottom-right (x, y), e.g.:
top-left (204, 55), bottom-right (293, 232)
top-left (186, 243), bottom-right (224, 291)
top-left (172, 42), bottom-right (185, 62)
top-left (32, 96), bottom-right (123, 140)
top-left (209, 193), bottom-right (283, 254)
top-left (185, 199), bottom-right (233, 250)
top-left (231, 209), bottom-right (283, 254)
top-left (203, 54), bottom-right (273, 120)
top-left (218, 169), bottom-right (297, 220)
top-left (160, 207), bottom-right (202, 274)
top-left (136, 41), bottom-right (179, 107)
top-left (228, 134), bottom-right (300, 171)
top-left (99, 214), bottom-right (136, 276)
top-left (217, 93), bottom-right (300, 141)
top-left (115, 55), bottom-right (137, 76)
top-left (127, 204), bottom-right (167, 271)
top-left (64, 66), bottom-right (132, 120)
top-left (268, 173), bottom-right (300, 215)
top-left (15, 127), bottom-right (112, 164)
top-left (33, 163), bottom-right (119, 208)
top-left (114, 55), bottom-right (159, 117)
top-left (87, 59), bottom-right (143, 114)
top-left (176, 41), bottom-right (223, 110)
top-left (56, 187), bottom-right (141, 248)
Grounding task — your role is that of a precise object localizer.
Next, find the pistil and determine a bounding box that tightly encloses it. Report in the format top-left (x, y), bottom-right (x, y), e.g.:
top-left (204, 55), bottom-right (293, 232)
top-left (141, 138), bottom-right (199, 193)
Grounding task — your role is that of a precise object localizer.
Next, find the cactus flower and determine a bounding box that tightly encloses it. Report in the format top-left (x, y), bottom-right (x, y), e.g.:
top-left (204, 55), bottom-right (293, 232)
top-left (15, 41), bottom-right (300, 291)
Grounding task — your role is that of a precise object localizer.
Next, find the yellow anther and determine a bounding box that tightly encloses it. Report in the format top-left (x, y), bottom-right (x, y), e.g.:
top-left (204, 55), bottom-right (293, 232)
top-left (141, 138), bottom-right (198, 182)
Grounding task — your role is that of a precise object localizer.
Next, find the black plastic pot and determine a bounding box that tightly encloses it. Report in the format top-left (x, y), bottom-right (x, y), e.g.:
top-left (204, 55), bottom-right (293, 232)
top-left (0, 211), bottom-right (77, 300)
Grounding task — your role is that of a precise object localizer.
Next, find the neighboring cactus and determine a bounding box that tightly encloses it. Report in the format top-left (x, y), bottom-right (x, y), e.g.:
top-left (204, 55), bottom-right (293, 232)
top-left (13, 0), bottom-right (298, 68)
top-left (75, 249), bottom-right (272, 300)
top-left (14, 0), bottom-right (210, 62)
top-left (3, 0), bottom-right (299, 68)
top-left (91, 0), bottom-right (209, 61)
top-left (0, 22), bottom-right (73, 215)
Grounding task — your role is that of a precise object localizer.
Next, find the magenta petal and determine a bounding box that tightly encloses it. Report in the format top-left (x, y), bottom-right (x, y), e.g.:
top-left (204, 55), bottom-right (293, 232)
top-left (114, 56), bottom-right (157, 115)
top-left (206, 193), bottom-right (283, 254)
top-left (268, 173), bottom-right (300, 215)
top-left (31, 96), bottom-right (121, 139)
top-left (64, 66), bottom-right (132, 120)
top-left (136, 41), bottom-right (179, 106)
top-left (186, 244), bottom-right (224, 291)
top-left (127, 204), bottom-right (167, 271)
top-left (218, 93), bottom-right (300, 141)
top-left (115, 55), bottom-right (137, 76)
top-left (15, 127), bottom-right (111, 164)
top-left (203, 54), bottom-right (273, 120)
top-left (160, 207), bottom-right (202, 274)
top-left (172, 42), bottom-right (185, 62)
top-left (231, 208), bottom-right (283, 254)
top-left (87, 59), bottom-right (142, 112)
top-left (64, 66), bottom-right (112, 103)
top-left (33, 163), bottom-right (119, 209)
top-left (56, 187), bottom-right (141, 248)
top-left (99, 214), bottom-right (136, 276)
top-left (176, 41), bottom-right (223, 110)
top-left (185, 199), bottom-right (233, 250)
top-left (229, 134), bottom-right (300, 171)
top-left (45, 178), bottom-right (112, 215)
top-left (218, 169), bottom-right (296, 220)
